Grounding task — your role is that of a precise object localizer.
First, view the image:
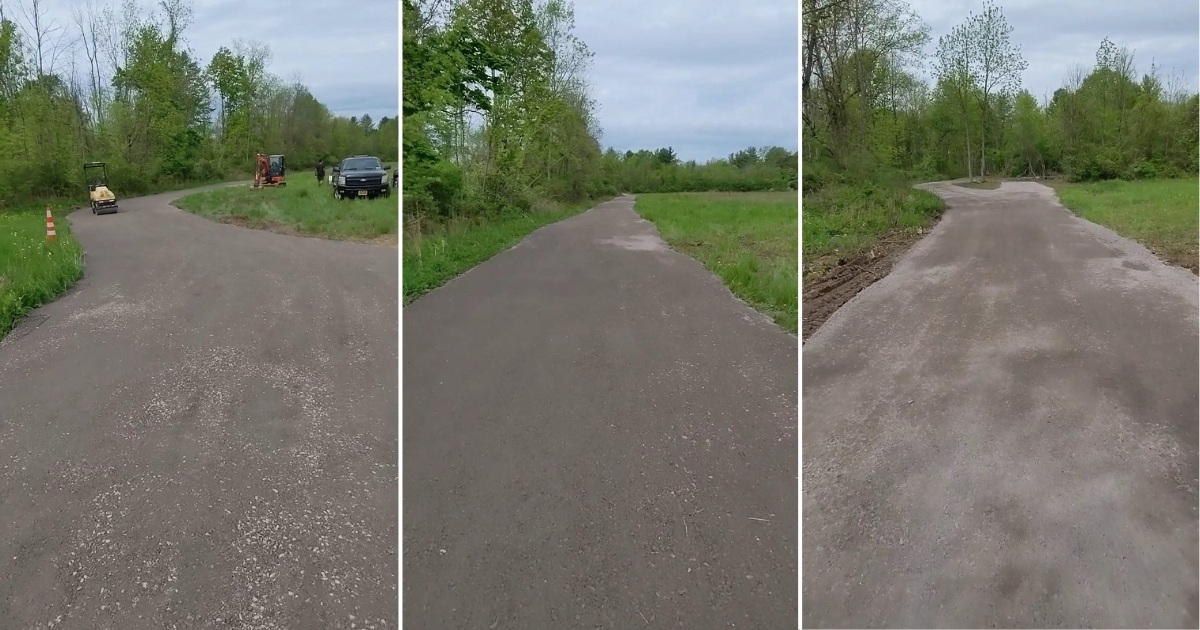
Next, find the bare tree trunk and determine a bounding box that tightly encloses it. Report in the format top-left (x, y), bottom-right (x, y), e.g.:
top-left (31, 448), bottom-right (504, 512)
top-left (978, 97), bottom-right (989, 178)
top-left (961, 95), bottom-right (974, 180)
top-left (965, 131), bottom-right (974, 181)
top-left (979, 128), bottom-right (986, 178)
top-left (72, 2), bottom-right (107, 128)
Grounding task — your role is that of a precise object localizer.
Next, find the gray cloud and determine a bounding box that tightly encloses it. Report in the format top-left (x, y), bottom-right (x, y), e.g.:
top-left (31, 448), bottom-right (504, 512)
top-left (908, 0), bottom-right (1199, 102)
top-left (188, 0), bottom-right (398, 120)
top-left (26, 0), bottom-right (398, 122)
top-left (575, 0), bottom-right (798, 162)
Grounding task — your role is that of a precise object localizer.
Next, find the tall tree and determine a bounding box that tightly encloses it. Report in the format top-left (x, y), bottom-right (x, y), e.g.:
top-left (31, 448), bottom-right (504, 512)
top-left (803, 0), bottom-right (928, 171)
top-left (967, 0), bottom-right (1026, 177)
top-left (935, 22), bottom-right (977, 180)
top-left (0, 0), bottom-right (393, 206)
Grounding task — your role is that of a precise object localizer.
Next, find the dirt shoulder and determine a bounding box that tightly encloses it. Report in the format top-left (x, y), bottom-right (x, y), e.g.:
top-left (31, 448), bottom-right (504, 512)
top-left (802, 225), bottom-right (931, 341)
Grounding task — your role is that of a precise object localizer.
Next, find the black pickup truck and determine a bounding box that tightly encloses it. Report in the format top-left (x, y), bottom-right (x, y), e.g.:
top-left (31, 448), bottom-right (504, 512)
top-left (332, 155), bottom-right (391, 200)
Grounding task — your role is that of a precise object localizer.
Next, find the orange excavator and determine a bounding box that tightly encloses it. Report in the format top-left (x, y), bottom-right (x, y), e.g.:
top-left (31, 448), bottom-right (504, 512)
top-left (252, 153), bottom-right (287, 187)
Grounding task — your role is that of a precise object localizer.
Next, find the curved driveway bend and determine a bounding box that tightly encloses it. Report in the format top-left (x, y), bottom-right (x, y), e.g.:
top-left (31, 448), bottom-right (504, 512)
top-left (403, 195), bottom-right (798, 628)
top-left (803, 181), bottom-right (1198, 628)
top-left (0, 187), bottom-right (398, 629)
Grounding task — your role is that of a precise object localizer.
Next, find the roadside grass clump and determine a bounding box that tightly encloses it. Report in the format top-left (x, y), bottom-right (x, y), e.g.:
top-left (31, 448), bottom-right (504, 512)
top-left (802, 180), bottom-right (944, 275)
top-left (0, 202), bottom-right (85, 338)
top-left (635, 191), bottom-right (798, 333)
top-left (175, 166), bottom-right (398, 242)
top-left (1055, 178), bottom-right (1198, 271)
top-left (402, 199), bottom-right (593, 304)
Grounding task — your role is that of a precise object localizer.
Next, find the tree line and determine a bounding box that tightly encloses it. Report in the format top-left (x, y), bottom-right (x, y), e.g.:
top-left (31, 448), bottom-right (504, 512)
top-left (402, 0), bottom-right (796, 222)
top-left (598, 145), bottom-right (797, 194)
top-left (403, 0), bottom-right (602, 218)
top-left (803, 0), bottom-right (1199, 191)
top-left (0, 0), bottom-right (396, 207)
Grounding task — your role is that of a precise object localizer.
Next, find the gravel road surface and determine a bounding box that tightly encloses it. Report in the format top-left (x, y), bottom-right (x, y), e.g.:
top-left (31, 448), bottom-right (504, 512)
top-left (0, 186), bottom-right (398, 629)
top-left (803, 181), bottom-right (1198, 628)
top-left (403, 195), bottom-right (798, 629)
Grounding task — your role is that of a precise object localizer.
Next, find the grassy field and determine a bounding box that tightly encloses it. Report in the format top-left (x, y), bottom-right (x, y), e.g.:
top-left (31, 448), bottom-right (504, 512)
top-left (0, 202), bottom-right (85, 338)
top-left (402, 201), bottom-right (592, 304)
top-left (1054, 178), bottom-right (1198, 271)
top-left (635, 191), bottom-right (798, 333)
top-left (175, 166), bottom-right (398, 242)
top-left (802, 181), bottom-right (944, 278)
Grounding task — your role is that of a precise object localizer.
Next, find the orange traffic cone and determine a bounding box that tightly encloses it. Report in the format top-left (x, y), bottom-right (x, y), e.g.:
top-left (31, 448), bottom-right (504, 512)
top-left (45, 207), bottom-right (56, 242)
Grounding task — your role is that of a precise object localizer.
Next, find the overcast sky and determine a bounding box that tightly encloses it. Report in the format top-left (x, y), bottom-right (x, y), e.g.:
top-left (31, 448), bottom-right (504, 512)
top-left (25, 0), bottom-right (398, 123)
top-left (908, 0), bottom-right (1200, 102)
top-left (574, 0), bottom-right (798, 162)
top-left (187, 0), bottom-right (398, 121)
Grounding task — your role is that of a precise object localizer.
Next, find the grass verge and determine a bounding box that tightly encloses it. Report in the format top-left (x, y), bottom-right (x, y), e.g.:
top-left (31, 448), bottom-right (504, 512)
top-left (800, 180), bottom-right (945, 339)
top-left (1054, 178), bottom-right (1198, 272)
top-left (175, 168), bottom-right (398, 243)
top-left (635, 191), bottom-right (798, 333)
top-left (0, 201), bottom-right (85, 339)
top-left (403, 201), bottom-right (593, 304)
top-left (802, 181), bottom-right (944, 279)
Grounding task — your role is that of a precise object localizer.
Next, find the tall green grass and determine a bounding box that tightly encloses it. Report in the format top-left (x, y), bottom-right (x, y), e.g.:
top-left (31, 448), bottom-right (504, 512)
top-left (402, 201), bottom-right (592, 303)
top-left (635, 192), bottom-right (798, 333)
top-left (0, 203), bottom-right (85, 338)
top-left (802, 181), bottom-right (944, 268)
top-left (1055, 178), bottom-right (1198, 271)
top-left (175, 167), bottom-right (398, 241)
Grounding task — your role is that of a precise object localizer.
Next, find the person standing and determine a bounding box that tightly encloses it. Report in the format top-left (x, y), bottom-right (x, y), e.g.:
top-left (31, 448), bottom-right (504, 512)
top-left (316, 159), bottom-right (326, 186)
top-left (253, 152), bottom-right (268, 187)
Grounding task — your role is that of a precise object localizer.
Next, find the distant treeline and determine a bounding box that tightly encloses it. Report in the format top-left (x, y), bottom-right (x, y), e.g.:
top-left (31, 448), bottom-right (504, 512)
top-left (599, 145), bottom-right (798, 194)
top-left (803, 0), bottom-right (1199, 189)
top-left (0, 0), bottom-right (396, 206)
top-left (403, 0), bottom-right (795, 223)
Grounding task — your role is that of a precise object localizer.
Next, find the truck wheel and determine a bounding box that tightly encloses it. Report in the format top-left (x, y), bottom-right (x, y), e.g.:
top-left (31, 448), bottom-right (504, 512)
top-left (91, 202), bottom-right (96, 214)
